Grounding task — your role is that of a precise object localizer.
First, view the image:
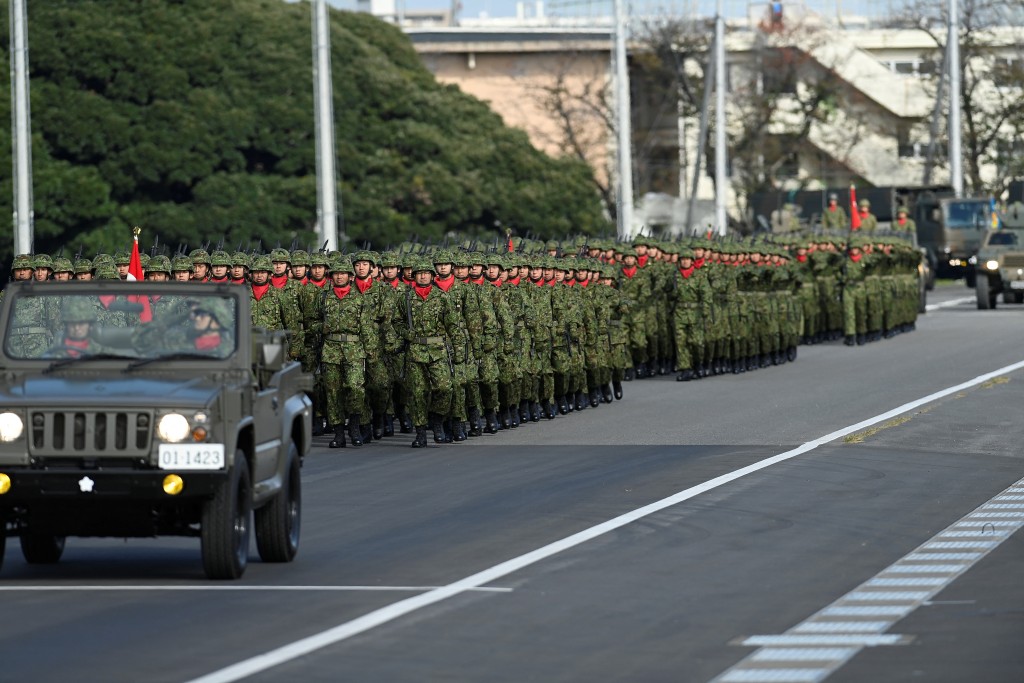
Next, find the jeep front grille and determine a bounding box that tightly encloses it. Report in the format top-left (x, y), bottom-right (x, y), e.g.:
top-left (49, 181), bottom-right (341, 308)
top-left (29, 411), bottom-right (153, 457)
top-left (1000, 254), bottom-right (1024, 268)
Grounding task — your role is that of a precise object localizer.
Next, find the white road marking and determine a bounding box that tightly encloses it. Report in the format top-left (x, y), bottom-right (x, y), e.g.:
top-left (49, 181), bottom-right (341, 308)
top-left (0, 585), bottom-right (513, 593)
top-left (712, 474), bottom-right (1024, 683)
top-left (925, 296), bottom-right (974, 311)
top-left (185, 358), bottom-right (1024, 683)
top-left (752, 649), bottom-right (857, 662)
top-left (740, 635), bottom-right (908, 647)
top-left (904, 552), bottom-right (980, 561)
top-left (721, 669), bottom-right (826, 682)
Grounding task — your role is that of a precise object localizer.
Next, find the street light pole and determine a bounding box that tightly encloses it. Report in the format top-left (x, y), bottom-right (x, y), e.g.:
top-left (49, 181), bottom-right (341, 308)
top-left (947, 0), bottom-right (962, 197)
top-left (713, 0), bottom-right (728, 236)
top-left (612, 0), bottom-right (634, 239)
top-left (9, 0), bottom-right (33, 254)
top-left (312, 0), bottom-right (340, 250)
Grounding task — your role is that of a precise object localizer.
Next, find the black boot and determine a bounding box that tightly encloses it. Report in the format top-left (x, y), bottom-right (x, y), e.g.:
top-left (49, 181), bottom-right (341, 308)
top-left (328, 426), bottom-right (346, 449)
top-left (484, 411), bottom-right (499, 434)
top-left (509, 408), bottom-right (520, 429)
top-left (856, 333), bottom-right (866, 345)
top-left (411, 426), bottom-right (428, 448)
top-left (361, 423), bottom-right (373, 444)
top-left (575, 391), bottom-right (588, 411)
top-left (400, 411), bottom-right (413, 434)
top-left (624, 367), bottom-right (635, 381)
top-left (787, 346), bottom-right (798, 362)
top-left (676, 369), bottom-right (695, 382)
top-left (557, 395), bottom-right (570, 415)
top-left (348, 416), bottom-right (363, 447)
top-left (613, 381), bottom-right (623, 400)
top-left (312, 415), bottom-right (326, 437)
top-left (540, 400), bottom-right (555, 419)
top-left (636, 362), bottom-right (649, 379)
top-left (499, 407), bottom-right (511, 430)
top-left (601, 385), bottom-right (613, 403)
top-left (430, 414), bottom-right (446, 444)
top-left (382, 413), bottom-right (394, 437)
top-left (519, 400), bottom-right (531, 423)
top-left (530, 401), bottom-right (542, 422)
top-left (589, 389), bottom-right (601, 408)
top-left (844, 335), bottom-right (856, 346)
top-left (372, 415), bottom-right (384, 441)
top-left (452, 420), bottom-right (467, 442)
top-left (468, 407), bottom-right (482, 437)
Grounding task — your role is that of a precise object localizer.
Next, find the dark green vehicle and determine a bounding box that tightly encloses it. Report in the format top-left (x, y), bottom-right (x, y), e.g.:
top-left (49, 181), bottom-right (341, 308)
top-left (0, 281), bottom-right (312, 579)
top-left (974, 202), bottom-right (1024, 310)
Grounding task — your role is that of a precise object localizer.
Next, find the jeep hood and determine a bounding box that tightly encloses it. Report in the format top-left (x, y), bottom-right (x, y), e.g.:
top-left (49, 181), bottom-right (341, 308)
top-left (0, 376), bottom-right (225, 409)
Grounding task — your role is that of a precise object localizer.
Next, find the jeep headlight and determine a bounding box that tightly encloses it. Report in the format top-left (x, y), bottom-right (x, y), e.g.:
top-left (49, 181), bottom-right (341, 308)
top-left (0, 412), bottom-right (24, 442)
top-left (986, 260), bottom-right (1000, 271)
top-left (157, 413), bottom-right (191, 443)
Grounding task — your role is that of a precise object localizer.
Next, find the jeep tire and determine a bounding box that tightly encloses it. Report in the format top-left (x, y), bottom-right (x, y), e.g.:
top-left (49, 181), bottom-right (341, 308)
top-left (201, 452), bottom-right (252, 580)
top-left (255, 441), bottom-right (301, 563)
top-left (976, 277), bottom-right (996, 310)
top-left (20, 532), bottom-right (66, 564)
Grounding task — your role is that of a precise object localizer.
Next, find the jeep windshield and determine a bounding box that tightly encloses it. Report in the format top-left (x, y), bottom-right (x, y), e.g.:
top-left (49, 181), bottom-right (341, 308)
top-left (2, 286), bottom-right (238, 362)
top-left (943, 200), bottom-right (992, 230)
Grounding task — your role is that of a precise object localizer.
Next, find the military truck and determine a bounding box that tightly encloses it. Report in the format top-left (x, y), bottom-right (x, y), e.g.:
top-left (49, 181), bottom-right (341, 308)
top-left (974, 202), bottom-right (1024, 310)
top-left (0, 281), bottom-right (312, 579)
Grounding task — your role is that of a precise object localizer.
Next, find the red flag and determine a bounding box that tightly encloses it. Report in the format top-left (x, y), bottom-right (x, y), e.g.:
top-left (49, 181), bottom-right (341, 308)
top-left (507, 234), bottom-right (514, 253)
top-left (128, 227), bottom-right (153, 322)
top-left (849, 186), bottom-right (861, 231)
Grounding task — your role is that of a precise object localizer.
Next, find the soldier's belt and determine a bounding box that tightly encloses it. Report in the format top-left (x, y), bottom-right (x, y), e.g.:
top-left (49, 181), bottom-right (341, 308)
top-left (10, 326), bottom-right (48, 335)
top-left (608, 320), bottom-right (623, 327)
top-left (325, 333), bottom-right (361, 342)
top-left (676, 302), bottom-right (699, 308)
top-left (411, 336), bottom-right (445, 345)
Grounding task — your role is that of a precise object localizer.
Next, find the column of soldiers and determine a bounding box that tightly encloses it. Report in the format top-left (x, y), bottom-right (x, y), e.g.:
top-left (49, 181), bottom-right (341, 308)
top-left (2, 232), bottom-right (921, 448)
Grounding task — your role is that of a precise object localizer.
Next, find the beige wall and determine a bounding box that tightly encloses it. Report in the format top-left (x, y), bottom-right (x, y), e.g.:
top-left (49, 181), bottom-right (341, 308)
top-left (418, 49), bottom-right (612, 185)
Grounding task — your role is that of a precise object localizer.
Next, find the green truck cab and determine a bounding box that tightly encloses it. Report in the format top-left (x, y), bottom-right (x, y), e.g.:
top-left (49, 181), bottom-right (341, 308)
top-left (0, 281), bottom-right (312, 579)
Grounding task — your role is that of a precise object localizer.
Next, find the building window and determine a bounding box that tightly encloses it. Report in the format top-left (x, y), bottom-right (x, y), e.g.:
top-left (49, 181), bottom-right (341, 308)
top-left (897, 125), bottom-right (924, 159)
top-left (993, 57), bottom-right (1021, 88)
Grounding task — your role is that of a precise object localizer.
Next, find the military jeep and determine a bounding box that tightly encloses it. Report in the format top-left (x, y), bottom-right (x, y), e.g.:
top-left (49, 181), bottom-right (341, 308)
top-left (0, 281), bottom-right (312, 579)
top-left (974, 202), bottom-right (1024, 310)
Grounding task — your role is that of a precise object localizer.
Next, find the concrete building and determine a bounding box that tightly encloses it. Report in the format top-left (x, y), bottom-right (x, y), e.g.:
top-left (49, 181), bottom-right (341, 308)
top-left (396, 3), bottom-right (1023, 231)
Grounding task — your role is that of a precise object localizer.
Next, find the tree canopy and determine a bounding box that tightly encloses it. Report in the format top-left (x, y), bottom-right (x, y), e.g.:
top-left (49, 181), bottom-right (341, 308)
top-left (0, 0), bottom-right (609, 265)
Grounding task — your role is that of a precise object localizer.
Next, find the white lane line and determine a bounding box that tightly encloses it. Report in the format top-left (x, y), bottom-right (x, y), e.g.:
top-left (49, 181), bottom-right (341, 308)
top-left (185, 358), bottom-right (1024, 683)
top-left (712, 473), bottom-right (1024, 683)
top-left (721, 670), bottom-right (826, 683)
top-left (925, 296), bottom-right (974, 311)
top-left (904, 552), bottom-right (980, 561)
top-left (0, 585), bottom-right (513, 593)
top-left (741, 635), bottom-right (908, 647)
top-left (752, 648), bottom-right (858, 662)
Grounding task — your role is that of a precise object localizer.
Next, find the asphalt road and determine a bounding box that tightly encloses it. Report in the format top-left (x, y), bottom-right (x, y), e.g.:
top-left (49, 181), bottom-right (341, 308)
top-left (2, 283), bottom-right (1023, 683)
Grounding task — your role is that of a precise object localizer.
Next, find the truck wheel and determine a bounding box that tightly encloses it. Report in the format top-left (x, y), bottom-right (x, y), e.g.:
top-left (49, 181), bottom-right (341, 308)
top-left (20, 533), bottom-right (66, 564)
top-left (255, 441), bottom-right (301, 563)
top-left (976, 277), bottom-right (995, 310)
top-left (965, 269), bottom-right (977, 288)
top-left (201, 452), bottom-right (251, 580)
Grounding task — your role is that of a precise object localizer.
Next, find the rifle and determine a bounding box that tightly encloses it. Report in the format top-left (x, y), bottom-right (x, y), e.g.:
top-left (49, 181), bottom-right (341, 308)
top-left (400, 288), bottom-right (414, 381)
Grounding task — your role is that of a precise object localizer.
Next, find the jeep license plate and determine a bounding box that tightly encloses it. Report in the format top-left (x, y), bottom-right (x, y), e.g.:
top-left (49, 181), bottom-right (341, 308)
top-left (158, 444), bottom-right (225, 470)
top-left (1010, 281), bottom-right (1024, 290)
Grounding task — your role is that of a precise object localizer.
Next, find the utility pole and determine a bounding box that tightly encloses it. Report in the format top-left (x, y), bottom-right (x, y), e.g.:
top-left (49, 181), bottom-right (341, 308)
top-left (10, 0), bottom-right (33, 254)
top-left (948, 0), bottom-right (962, 197)
top-left (312, 0), bottom-right (340, 250)
top-left (612, 0), bottom-right (634, 239)
top-left (713, 0), bottom-right (728, 235)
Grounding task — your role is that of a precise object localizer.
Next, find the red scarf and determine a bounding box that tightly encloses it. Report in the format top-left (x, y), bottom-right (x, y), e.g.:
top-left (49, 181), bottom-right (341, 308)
top-left (508, 276), bottom-right (521, 286)
top-left (99, 295), bottom-right (116, 309)
top-left (292, 276), bottom-right (309, 287)
top-left (828, 204), bottom-right (838, 212)
top-left (637, 254), bottom-right (649, 268)
top-left (413, 283), bottom-right (433, 300)
top-left (388, 278), bottom-right (402, 289)
top-left (849, 253), bottom-right (862, 263)
top-left (531, 278), bottom-right (544, 287)
top-left (546, 279), bottom-right (556, 287)
top-left (195, 334), bottom-right (221, 352)
top-left (694, 258), bottom-right (705, 269)
top-left (354, 277), bottom-right (373, 294)
top-left (434, 274), bottom-right (455, 292)
top-left (209, 276), bottom-right (229, 284)
top-left (65, 338), bottom-right (89, 357)
top-left (622, 266), bottom-right (637, 279)
top-left (679, 266), bottom-right (695, 279)
top-left (565, 278), bottom-right (576, 287)
top-left (469, 277), bottom-right (485, 285)
top-left (897, 217), bottom-right (907, 227)
top-left (309, 277), bottom-right (329, 289)
top-left (796, 254), bottom-right (808, 263)
top-left (230, 278), bottom-right (247, 285)
top-left (271, 274), bottom-right (289, 289)
top-left (488, 278), bottom-right (502, 287)
top-left (333, 285), bottom-right (351, 299)
top-left (251, 283), bottom-right (271, 301)
top-left (579, 280), bottom-right (589, 287)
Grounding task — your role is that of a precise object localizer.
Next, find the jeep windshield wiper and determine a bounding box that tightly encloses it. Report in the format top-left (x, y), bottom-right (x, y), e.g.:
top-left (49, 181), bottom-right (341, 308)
top-left (43, 353), bottom-right (138, 374)
top-left (124, 352), bottom-right (216, 372)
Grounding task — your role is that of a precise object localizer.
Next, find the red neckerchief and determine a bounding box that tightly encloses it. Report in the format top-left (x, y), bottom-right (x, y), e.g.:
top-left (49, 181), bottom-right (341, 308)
top-left (694, 258), bottom-right (705, 269)
top-left (209, 276), bottom-right (229, 284)
top-left (897, 217), bottom-right (907, 227)
top-left (531, 278), bottom-right (544, 287)
top-left (621, 266), bottom-right (637, 279)
top-left (195, 334), bottom-right (221, 352)
top-left (796, 254), bottom-right (808, 263)
top-left (413, 283), bottom-right (433, 300)
top-left (354, 277), bottom-right (373, 294)
top-left (332, 285), bottom-right (351, 299)
top-left (508, 276), bottom-right (521, 286)
top-left (469, 277), bottom-right (485, 285)
top-left (637, 254), bottom-right (649, 268)
top-left (828, 204), bottom-right (838, 212)
top-left (402, 276), bottom-right (414, 286)
top-left (99, 295), bottom-right (116, 308)
top-left (434, 274), bottom-right (455, 292)
top-left (271, 274), bottom-right (289, 289)
top-left (252, 283), bottom-right (272, 301)
top-left (65, 338), bottom-right (89, 357)
top-left (387, 278), bottom-right (402, 289)
top-left (860, 210), bottom-right (870, 218)
top-left (230, 278), bottom-right (247, 285)
top-left (291, 276), bottom-right (308, 287)
top-left (850, 253), bottom-right (862, 263)
top-left (679, 266), bottom-right (695, 279)
top-left (579, 280), bottom-right (589, 287)
top-left (565, 278), bottom-right (576, 287)
top-left (487, 277), bottom-right (502, 287)
top-left (309, 278), bottom-right (329, 289)
top-left (546, 279), bottom-right (556, 287)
